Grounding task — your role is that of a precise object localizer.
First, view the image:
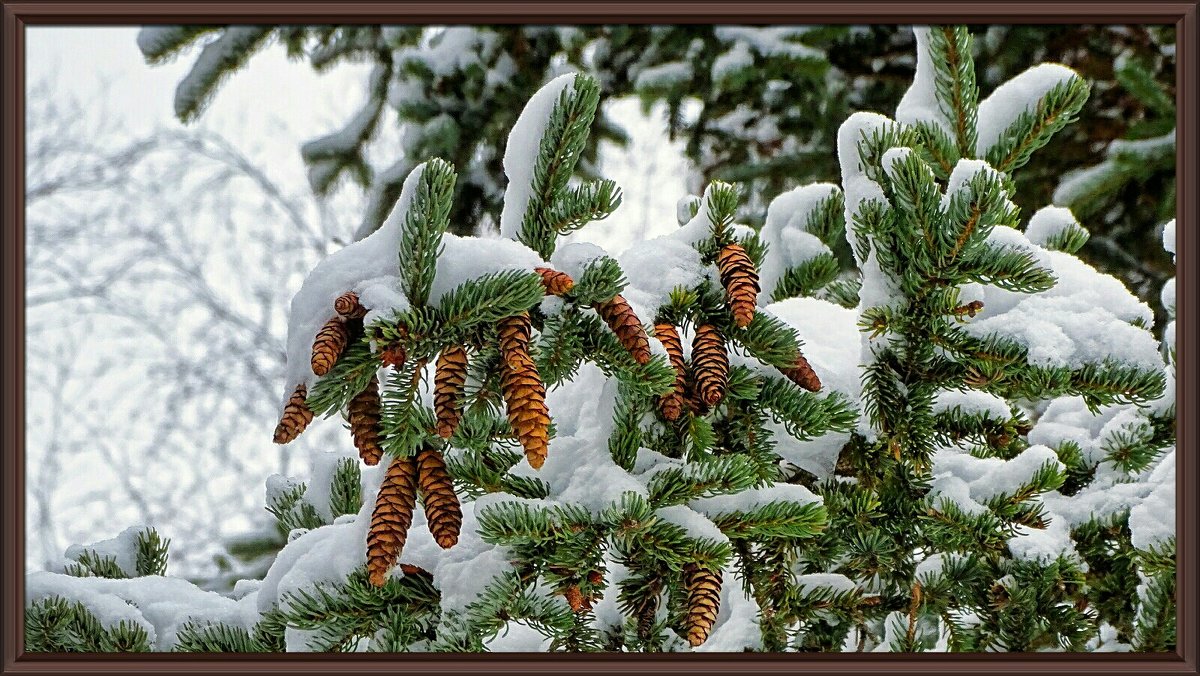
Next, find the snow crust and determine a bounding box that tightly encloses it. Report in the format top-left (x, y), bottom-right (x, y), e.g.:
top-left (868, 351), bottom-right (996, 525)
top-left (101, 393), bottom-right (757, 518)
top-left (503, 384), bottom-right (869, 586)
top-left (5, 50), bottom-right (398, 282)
top-left (896, 27), bottom-right (954, 136)
top-left (26, 571), bottom-right (250, 651)
top-left (759, 184), bottom-right (840, 301)
top-left (976, 63), bottom-right (1081, 157)
top-left (499, 73), bottom-right (577, 241)
top-left (64, 525), bottom-right (148, 578)
top-left (1025, 206), bottom-right (1084, 247)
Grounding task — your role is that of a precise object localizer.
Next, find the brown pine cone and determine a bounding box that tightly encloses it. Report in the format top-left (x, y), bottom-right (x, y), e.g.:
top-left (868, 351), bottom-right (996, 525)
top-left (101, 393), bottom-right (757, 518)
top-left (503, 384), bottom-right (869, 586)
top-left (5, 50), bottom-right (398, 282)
top-left (349, 375), bottom-right (383, 466)
top-left (334, 291), bottom-right (367, 319)
top-left (498, 314), bottom-right (551, 469)
top-left (534, 267), bottom-right (575, 297)
top-left (778, 352), bottom-right (822, 392)
top-left (595, 295), bottom-right (651, 365)
top-left (717, 243), bottom-right (759, 328)
top-left (367, 454), bottom-right (418, 587)
top-left (273, 384), bottom-right (313, 444)
top-left (416, 448), bottom-right (462, 549)
top-left (311, 317), bottom-right (349, 376)
top-left (654, 322), bottom-right (687, 421)
top-left (683, 563), bottom-right (722, 647)
top-left (691, 324), bottom-right (728, 408)
top-left (433, 345), bottom-right (469, 439)
top-left (634, 578), bottom-right (662, 641)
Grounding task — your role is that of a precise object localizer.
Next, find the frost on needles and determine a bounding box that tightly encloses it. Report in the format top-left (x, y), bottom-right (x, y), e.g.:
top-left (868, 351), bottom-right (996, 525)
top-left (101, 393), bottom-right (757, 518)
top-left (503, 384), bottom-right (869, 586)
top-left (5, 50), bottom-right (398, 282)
top-left (29, 26), bottom-right (1174, 653)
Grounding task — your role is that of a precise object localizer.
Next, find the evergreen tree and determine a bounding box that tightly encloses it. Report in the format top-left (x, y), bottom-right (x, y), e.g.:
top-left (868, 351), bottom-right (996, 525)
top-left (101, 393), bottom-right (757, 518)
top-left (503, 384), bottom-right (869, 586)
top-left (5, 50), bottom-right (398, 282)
top-left (29, 26), bottom-right (1173, 653)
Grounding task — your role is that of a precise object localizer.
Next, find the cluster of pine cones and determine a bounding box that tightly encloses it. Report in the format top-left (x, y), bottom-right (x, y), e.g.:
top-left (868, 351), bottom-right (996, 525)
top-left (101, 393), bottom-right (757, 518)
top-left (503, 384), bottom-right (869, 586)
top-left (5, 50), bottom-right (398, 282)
top-left (270, 243), bottom-right (820, 642)
top-left (273, 291), bottom-right (464, 587)
top-left (656, 242), bottom-right (822, 423)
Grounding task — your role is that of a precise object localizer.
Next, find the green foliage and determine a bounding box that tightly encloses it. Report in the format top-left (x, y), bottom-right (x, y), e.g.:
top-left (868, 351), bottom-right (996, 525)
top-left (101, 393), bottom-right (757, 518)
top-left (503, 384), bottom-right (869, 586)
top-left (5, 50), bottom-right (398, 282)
top-left (517, 75), bottom-right (609, 259)
top-left (398, 158), bottom-right (456, 306)
top-left (25, 597), bottom-right (153, 652)
top-left (984, 77), bottom-right (1090, 174)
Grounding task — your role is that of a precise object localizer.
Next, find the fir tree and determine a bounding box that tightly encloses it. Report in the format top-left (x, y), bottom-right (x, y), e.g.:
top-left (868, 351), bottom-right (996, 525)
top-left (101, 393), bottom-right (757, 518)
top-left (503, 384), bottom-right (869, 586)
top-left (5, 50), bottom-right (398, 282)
top-left (28, 26), bottom-right (1174, 654)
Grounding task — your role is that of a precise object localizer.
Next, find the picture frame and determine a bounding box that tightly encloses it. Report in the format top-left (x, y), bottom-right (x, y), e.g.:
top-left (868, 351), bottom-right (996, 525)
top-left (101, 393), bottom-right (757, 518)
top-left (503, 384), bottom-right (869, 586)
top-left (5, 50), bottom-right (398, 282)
top-left (2, 1), bottom-right (1195, 673)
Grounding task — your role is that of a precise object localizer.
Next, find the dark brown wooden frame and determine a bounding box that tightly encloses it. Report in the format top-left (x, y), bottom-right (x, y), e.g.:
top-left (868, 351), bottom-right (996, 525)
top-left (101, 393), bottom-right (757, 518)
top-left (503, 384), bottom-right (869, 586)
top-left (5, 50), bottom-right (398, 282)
top-left (1, 1), bottom-right (1195, 673)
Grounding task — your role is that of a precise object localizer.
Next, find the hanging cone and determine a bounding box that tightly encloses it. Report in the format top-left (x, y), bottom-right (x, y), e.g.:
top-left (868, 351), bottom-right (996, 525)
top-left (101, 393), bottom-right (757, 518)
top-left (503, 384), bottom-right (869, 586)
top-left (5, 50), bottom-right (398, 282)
top-left (433, 345), bottom-right (469, 439)
top-left (498, 314), bottom-right (551, 469)
top-left (635, 580), bottom-right (661, 641)
top-left (311, 317), bottom-right (349, 376)
top-left (273, 384), bottom-right (313, 444)
top-left (778, 352), bottom-right (822, 392)
top-left (334, 291), bottom-right (367, 319)
top-left (717, 243), bottom-right (759, 328)
top-left (595, 295), bottom-right (652, 365)
top-left (367, 454), bottom-right (418, 587)
top-left (691, 324), bottom-right (728, 408)
top-left (348, 375), bottom-right (383, 466)
top-left (683, 563), bottom-right (722, 647)
top-left (654, 323), bottom-right (687, 421)
top-left (416, 448), bottom-right (462, 549)
top-left (534, 267), bottom-right (575, 297)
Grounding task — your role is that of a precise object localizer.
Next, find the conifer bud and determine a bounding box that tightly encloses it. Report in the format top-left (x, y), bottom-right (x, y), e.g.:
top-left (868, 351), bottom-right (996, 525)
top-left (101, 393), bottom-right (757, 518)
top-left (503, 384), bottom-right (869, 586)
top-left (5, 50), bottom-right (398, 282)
top-left (368, 454), bottom-right (418, 587)
top-left (654, 322), bottom-right (687, 420)
top-left (534, 267), bottom-right (575, 297)
top-left (778, 352), bottom-right (822, 392)
top-left (348, 375), bottom-right (383, 466)
top-left (334, 291), bottom-right (367, 319)
top-left (380, 342), bottom-right (406, 369)
top-left (564, 585), bottom-right (589, 612)
top-left (434, 345), bottom-right (469, 439)
top-left (692, 324), bottom-right (729, 407)
top-left (498, 314), bottom-right (551, 469)
top-left (311, 317), bottom-right (349, 376)
top-left (273, 384), bottom-right (313, 444)
top-left (595, 295), bottom-right (652, 365)
top-left (717, 243), bottom-right (759, 328)
top-left (683, 563), bottom-right (722, 647)
top-left (416, 448), bottom-right (462, 549)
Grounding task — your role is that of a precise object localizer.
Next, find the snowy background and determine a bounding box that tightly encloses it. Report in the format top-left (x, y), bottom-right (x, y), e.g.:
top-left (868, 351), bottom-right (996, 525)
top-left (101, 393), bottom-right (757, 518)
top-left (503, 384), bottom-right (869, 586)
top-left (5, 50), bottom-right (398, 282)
top-left (25, 26), bottom-right (689, 577)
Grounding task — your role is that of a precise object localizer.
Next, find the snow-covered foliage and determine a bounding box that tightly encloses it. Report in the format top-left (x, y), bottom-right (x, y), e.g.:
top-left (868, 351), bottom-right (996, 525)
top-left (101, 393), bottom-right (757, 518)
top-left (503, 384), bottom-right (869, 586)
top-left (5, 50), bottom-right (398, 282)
top-left (32, 25), bottom-right (1173, 655)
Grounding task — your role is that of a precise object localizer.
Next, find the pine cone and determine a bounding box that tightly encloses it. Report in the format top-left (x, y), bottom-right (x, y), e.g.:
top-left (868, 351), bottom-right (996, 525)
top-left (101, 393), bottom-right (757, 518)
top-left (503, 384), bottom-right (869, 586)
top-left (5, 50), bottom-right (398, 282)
top-left (717, 243), bottom-right (759, 328)
top-left (273, 384), bottom-right (313, 444)
top-left (348, 375), bottom-right (383, 466)
top-left (595, 295), bottom-right (651, 365)
top-left (334, 291), bottom-right (367, 319)
top-left (534, 267), bottom-right (575, 297)
top-left (779, 352), bottom-right (822, 392)
top-left (654, 322), bottom-right (687, 421)
top-left (367, 454), bottom-right (418, 587)
top-left (434, 345), bottom-right (469, 439)
top-left (498, 314), bottom-right (551, 469)
top-left (634, 581), bottom-right (661, 641)
top-left (691, 324), bottom-right (728, 408)
top-left (416, 448), bottom-right (462, 549)
top-left (683, 564), bottom-right (722, 647)
top-left (311, 317), bottom-right (349, 376)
